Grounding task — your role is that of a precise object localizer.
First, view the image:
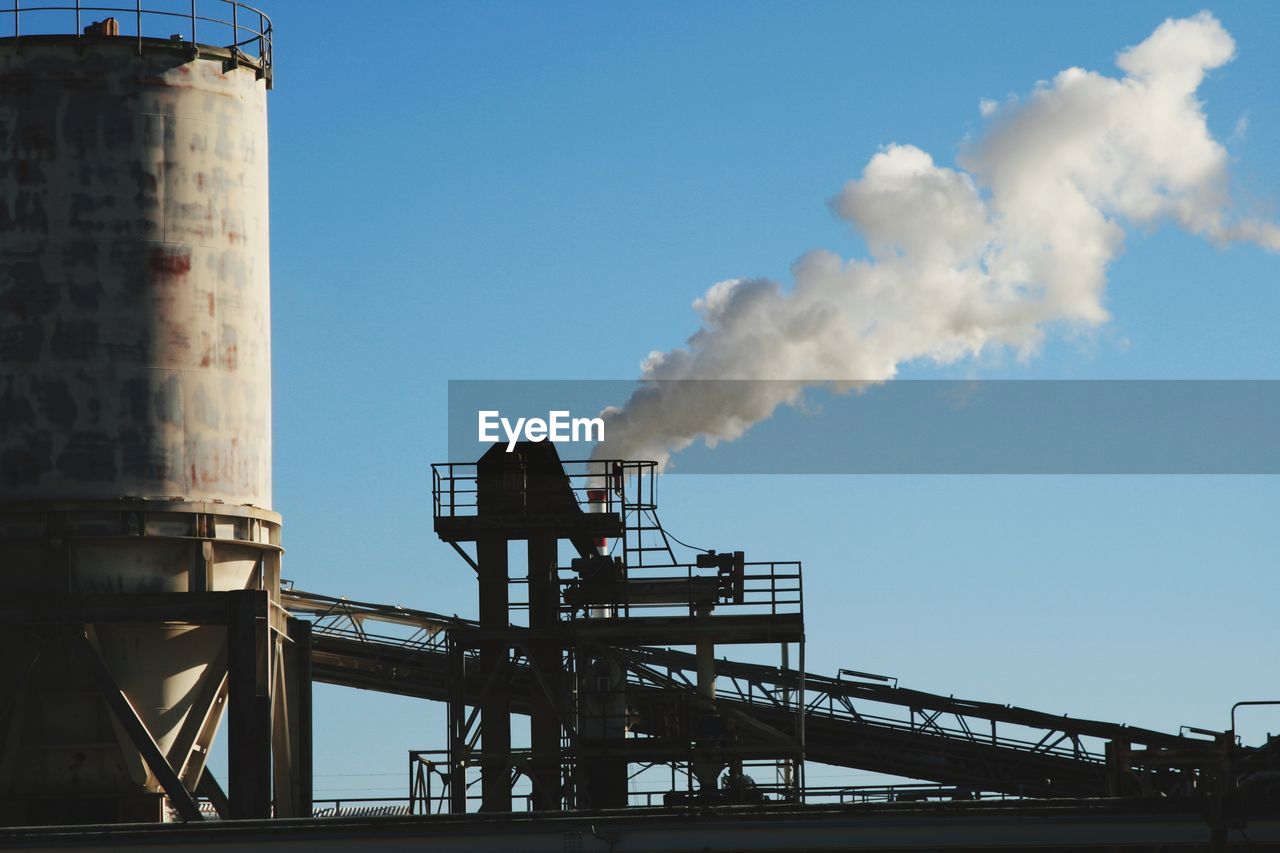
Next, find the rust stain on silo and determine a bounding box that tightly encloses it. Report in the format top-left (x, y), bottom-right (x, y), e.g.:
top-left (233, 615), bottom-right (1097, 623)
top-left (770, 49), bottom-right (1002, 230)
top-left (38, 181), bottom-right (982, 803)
top-left (149, 246), bottom-right (192, 276)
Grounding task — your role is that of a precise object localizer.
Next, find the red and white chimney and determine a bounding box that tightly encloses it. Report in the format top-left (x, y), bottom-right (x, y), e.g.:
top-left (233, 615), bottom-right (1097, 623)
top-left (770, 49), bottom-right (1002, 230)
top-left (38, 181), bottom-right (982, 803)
top-left (586, 488), bottom-right (609, 556)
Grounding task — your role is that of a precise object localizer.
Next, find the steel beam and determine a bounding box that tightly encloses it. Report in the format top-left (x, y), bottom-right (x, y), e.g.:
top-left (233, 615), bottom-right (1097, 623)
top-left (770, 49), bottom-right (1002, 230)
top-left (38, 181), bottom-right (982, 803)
top-left (168, 647), bottom-right (229, 787)
top-left (446, 636), bottom-right (468, 814)
top-left (0, 802), bottom-right (1271, 851)
top-left (527, 535), bottom-right (562, 811)
top-left (476, 538), bottom-right (511, 812)
top-left (0, 593), bottom-right (249, 626)
top-left (227, 590), bottom-right (272, 820)
top-left (290, 618), bottom-right (314, 817)
top-left (562, 613), bottom-right (805, 646)
top-left (73, 633), bottom-right (203, 823)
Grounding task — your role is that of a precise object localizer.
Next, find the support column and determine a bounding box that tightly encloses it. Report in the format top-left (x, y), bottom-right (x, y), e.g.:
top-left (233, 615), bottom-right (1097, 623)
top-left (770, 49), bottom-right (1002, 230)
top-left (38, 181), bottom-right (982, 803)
top-left (696, 640), bottom-right (716, 701)
top-left (446, 633), bottom-right (468, 814)
top-left (527, 535), bottom-right (562, 811)
top-left (228, 590), bottom-right (272, 819)
top-left (579, 644), bottom-right (629, 809)
top-left (274, 617), bottom-right (312, 818)
top-left (477, 538), bottom-right (511, 812)
top-left (694, 638), bottom-right (720, 793)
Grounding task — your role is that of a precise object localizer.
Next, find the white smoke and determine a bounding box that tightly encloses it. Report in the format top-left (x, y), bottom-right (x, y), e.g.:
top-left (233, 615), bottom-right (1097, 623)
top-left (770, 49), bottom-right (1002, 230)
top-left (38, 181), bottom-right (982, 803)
top-left (594, 12), bottom-right (1279, 469)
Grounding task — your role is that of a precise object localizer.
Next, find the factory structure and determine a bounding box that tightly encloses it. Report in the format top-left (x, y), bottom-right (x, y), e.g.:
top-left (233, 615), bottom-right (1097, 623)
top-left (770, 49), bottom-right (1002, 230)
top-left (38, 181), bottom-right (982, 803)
top-left (0, 3), bottom-right (1276, 850)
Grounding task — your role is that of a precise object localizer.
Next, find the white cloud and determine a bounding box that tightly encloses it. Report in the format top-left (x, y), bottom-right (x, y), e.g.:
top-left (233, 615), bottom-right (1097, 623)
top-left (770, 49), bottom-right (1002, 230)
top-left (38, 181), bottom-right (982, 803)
top-left (1231, 112), bottom-right (1250, 142)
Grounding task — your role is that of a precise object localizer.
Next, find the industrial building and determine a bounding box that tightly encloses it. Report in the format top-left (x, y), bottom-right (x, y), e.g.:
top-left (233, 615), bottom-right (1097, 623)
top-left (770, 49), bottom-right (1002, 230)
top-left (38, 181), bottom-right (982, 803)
top-left (0, 3), bottom-right (1276, 850)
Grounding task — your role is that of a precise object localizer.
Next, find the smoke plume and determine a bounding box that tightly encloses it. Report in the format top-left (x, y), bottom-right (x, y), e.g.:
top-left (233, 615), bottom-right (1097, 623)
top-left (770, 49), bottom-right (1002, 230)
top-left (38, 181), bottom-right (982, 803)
top-left (593, 12), bottom-right (1279, 469)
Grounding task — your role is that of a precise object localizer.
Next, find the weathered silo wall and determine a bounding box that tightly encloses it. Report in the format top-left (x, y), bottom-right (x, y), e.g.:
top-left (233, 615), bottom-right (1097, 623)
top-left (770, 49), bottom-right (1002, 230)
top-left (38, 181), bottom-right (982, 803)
top-left (0, 23), bottom-right (296, 826)
top-left (0, 33), bottom-right (272, 506)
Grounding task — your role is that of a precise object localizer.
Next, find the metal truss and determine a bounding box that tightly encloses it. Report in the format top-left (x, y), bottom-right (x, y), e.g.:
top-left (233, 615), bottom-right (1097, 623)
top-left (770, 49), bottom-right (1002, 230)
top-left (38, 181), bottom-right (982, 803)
top-left (286, 586), bottom-right (1225, 802)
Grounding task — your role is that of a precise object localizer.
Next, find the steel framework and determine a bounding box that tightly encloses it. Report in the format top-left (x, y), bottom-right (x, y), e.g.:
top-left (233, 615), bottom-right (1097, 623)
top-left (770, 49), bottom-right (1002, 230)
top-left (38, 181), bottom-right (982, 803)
top-left (271, 442), bottom-right (1277, 841)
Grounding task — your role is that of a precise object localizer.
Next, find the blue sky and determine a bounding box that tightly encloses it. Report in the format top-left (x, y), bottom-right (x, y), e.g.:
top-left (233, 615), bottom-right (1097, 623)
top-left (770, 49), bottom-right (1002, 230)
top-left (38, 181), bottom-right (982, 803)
top-left (233, 1), bottom-right (1280, 800)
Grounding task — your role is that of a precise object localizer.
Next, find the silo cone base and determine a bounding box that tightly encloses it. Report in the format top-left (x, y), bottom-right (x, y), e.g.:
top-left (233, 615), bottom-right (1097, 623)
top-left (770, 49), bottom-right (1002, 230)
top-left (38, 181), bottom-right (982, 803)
top-left (0, 631), bottom-right (170, 824)
top-left (0, 621), bottom-right (238, 825)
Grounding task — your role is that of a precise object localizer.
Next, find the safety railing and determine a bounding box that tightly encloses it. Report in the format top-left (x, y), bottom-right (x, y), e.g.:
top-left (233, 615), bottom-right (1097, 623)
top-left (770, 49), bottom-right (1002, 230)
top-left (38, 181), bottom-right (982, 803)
top-left (613, 770), bottom-right (999, 808)
top-left (408, 749), bottom-right (552, 815)
top-left (410, 749), bottom-right (806, 814)
top-left (2, 1), bottom-right (273, 84)
top-left (432, 458), bottom-right (657, 520)
top-left (801, 784), bottom-right (1012, 805)
top-left (560, 558), bottom-right (803, 620)
top-left (311, 798), bottom-right (412, 818)
top-left (283, 588), bottom-right (458, 657)
top-left (630, 782), bottom-right (1004, 807)
top-left (189, 795), bottom-right (415, 821)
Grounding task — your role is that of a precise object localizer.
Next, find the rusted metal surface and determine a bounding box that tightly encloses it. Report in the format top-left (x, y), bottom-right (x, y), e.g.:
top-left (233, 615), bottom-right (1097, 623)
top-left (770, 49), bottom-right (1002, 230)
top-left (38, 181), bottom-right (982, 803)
top-left (0, 37), bottom-right (272, 507)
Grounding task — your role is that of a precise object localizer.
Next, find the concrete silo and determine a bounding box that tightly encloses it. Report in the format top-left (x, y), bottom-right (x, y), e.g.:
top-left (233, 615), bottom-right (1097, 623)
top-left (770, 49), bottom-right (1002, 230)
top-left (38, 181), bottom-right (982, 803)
top-left (0, 4), bottom-right (309, 825)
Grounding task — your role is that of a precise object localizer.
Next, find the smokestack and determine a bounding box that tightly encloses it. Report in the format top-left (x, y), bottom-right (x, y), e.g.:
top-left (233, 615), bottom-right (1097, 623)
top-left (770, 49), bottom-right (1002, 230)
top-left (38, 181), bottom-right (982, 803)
top-left (586, 488), bottom-right (609, 556)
